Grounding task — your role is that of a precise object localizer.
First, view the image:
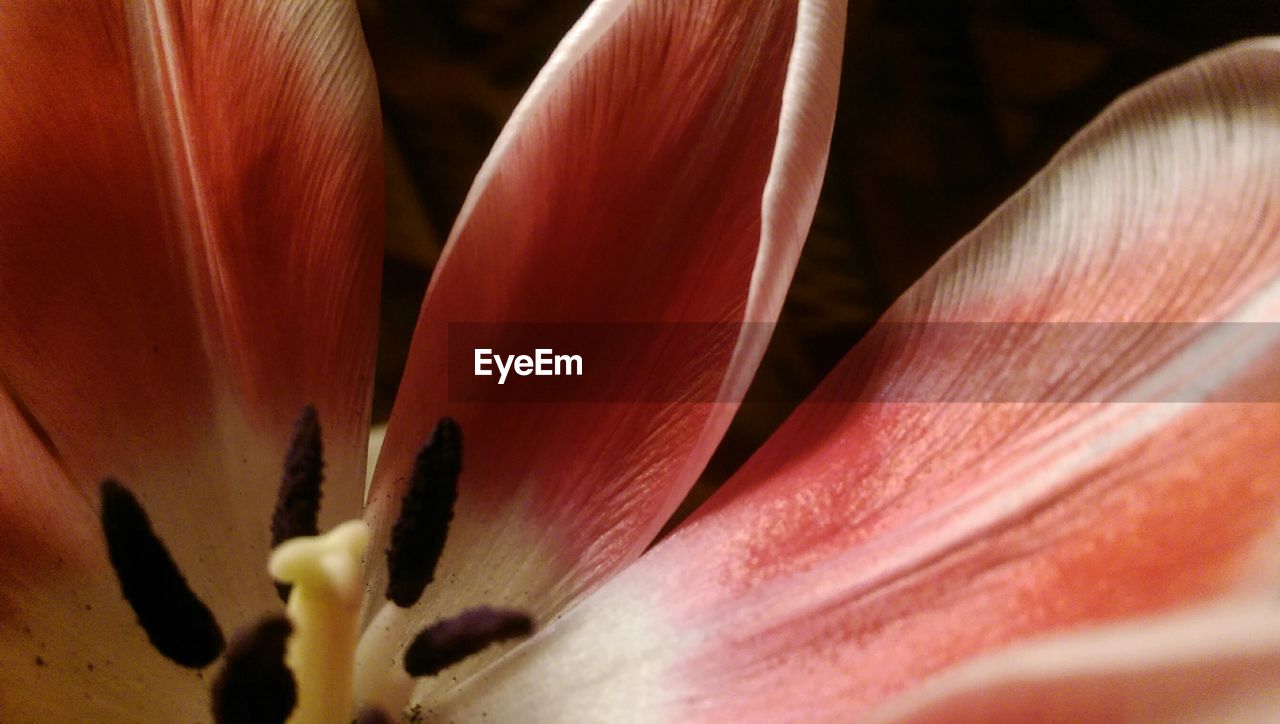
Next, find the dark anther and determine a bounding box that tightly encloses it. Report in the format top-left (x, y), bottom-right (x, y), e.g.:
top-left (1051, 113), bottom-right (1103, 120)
top-left (354, 708), bottom-right (394, 724)
top-left (386, 418), bottom-right (462, 608)
top-left (99, 479), bottom-right (225, 668)
top-left (271, 405), bottom-right (324, 601)
top-left (403, 606), bottom-right (533, 677)
top-left (211, 615), bottom-right (296, 724)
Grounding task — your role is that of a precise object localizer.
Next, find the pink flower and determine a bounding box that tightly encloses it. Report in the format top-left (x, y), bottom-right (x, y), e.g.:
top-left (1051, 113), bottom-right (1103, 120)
top-left (2, 1), bottom-right (1278, 722)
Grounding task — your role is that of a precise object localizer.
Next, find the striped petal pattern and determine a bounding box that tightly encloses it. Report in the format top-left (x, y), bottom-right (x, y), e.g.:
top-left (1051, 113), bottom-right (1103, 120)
top-left (426, 38), bottom-right (1280, 722)
top-left (361, 0), bottom-right (845, 705)
top-left (872, 598), bottom-right (1280, 723)
top-left (0, 1), bottom-right (381, 719)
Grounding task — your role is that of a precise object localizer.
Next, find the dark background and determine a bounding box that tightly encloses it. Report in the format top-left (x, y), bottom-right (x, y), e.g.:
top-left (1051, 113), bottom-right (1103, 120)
top-left (356, 0), bottom-right (1279, 528)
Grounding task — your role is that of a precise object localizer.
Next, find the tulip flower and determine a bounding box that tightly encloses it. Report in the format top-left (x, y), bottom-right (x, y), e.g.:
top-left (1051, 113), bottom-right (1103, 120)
top-left (2, 1), bottom-right (1278, 723)
top-left (0, 0), bottom-right (840, 719)
top-left (439, 35), bottom-right (1280, 723)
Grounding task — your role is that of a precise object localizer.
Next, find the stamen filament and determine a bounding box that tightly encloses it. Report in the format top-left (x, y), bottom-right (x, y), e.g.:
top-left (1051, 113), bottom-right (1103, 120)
top-left (352, 602), bottom-right (417, 716)
top-left (269, 520), bottom-right (369, 724)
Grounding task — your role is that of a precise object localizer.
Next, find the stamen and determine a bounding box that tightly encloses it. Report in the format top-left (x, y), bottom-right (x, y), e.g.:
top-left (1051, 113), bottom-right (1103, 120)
top-left (210, 615), bottom-right (296, 724)
top-left (271, 405), bottom-right (325, 601)
top-left (386, 418), bottom-right (461, 608)
top-left (98, 479), bottom-right (224, 668)
top-left (403, 606), bottom-right (533, 677)
top-left (353, 708), bottom-right (393, 724)
top-left (269, 520), bottom-right (369, 724)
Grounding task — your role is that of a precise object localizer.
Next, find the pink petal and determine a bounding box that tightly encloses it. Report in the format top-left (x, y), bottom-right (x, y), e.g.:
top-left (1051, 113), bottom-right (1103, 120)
top-left (0, 0), bottom-right (380, 717)
top-left (426, 39), bottom-right (1280, 721)
top-left (872, 598), bottom-right (1280, 723)
top-left (366, 0), bottom-right (843, 647)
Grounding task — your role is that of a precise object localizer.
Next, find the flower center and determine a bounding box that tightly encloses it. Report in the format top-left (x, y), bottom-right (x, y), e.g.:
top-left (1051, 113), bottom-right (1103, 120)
top-left (97, 407), bottom-right (534, 723)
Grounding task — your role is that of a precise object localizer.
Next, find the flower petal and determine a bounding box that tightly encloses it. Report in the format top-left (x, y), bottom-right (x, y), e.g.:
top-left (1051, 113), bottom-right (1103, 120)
top-left (1, 374), bottom-right (208, 719)
top-left (0, 0), bottom-right (380, 717)
top-left (427, 38), bottom-right (1280, 721)
top-left (871, 598), bottom-right (1280, 723)
top-left (363, 0), bottom-right (843, 681)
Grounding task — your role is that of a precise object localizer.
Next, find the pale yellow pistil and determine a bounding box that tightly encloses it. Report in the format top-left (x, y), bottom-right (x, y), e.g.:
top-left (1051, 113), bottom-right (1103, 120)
top-left (268, 520), bottom-right (369, 724)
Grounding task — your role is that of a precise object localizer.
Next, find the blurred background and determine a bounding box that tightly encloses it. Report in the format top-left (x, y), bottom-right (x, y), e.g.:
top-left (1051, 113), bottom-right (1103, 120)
top-left (356, 0), bottom-right (1278, 529)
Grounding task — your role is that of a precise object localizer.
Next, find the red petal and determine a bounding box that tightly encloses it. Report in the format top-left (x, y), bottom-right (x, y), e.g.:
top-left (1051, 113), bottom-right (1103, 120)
top-left (0, 1), bottom-right (380, 717)
top-left (366, 0), bottom-right (843, 640)
top-left (425, 39), bottom-right (1280, 721)
top-left (873, 599), bottom-right (1280, 723)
